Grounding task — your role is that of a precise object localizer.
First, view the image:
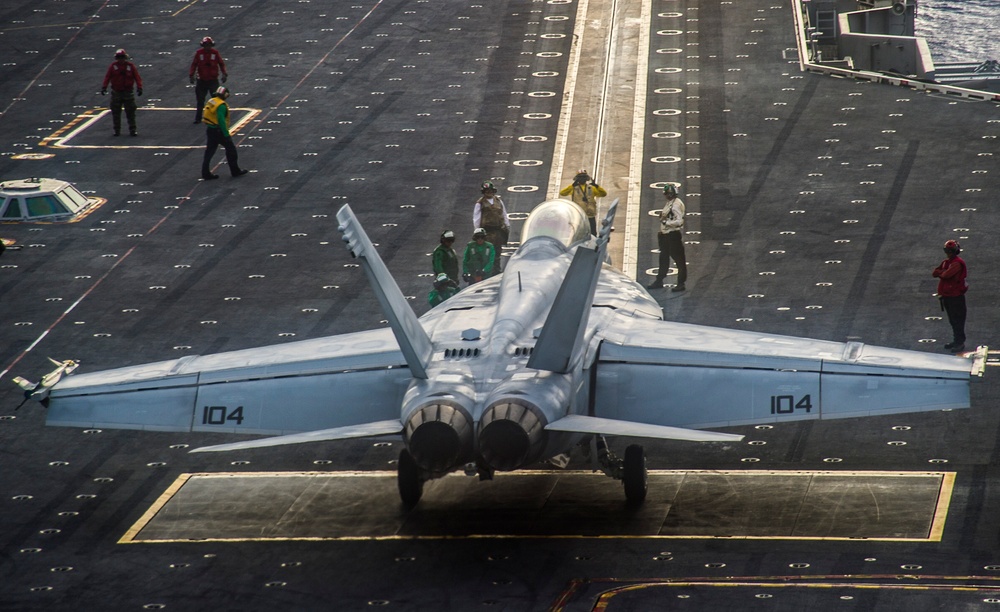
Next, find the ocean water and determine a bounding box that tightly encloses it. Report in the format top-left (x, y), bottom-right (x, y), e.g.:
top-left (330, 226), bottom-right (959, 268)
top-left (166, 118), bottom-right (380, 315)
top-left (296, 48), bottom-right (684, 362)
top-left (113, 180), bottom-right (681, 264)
top-left (915, 0), bottom-right (998, 63)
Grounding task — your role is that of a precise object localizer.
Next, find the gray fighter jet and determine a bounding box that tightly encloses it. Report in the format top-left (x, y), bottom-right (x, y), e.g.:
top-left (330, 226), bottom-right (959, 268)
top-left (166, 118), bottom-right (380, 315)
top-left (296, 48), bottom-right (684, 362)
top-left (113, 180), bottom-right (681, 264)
top-left (16, 198), bottom-right (986, 506)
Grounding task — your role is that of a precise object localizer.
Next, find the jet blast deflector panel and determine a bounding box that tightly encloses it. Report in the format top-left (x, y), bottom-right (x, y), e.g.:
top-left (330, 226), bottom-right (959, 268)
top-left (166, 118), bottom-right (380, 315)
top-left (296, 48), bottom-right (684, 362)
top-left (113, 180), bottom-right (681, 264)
top-left (121, 470), bottom-right (953, 542)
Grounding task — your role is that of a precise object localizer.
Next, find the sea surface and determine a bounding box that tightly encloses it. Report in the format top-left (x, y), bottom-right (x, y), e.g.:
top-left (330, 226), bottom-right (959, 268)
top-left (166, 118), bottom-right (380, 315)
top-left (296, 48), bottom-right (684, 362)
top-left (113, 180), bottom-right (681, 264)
top-left (915, 0), bottom-right (998, 64)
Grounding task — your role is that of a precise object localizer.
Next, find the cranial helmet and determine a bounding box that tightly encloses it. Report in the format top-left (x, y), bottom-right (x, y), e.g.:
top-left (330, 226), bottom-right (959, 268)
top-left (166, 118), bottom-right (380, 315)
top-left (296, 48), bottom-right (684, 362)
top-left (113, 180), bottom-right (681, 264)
top-left (441, 230), bottom-right (455, 240)
top-left (214, 86), bottom-right (230, 99)
top-left (944, 239), bottom-right (961, 254)
top-left (481, 181), bottom-right (496, 192)
top-left (201, 36), bottom-right (214, 46)
top-left (435, 273), bottom-right (450, 283)
top-left (115, 48), bottom-right (129, 59)
top-left (663, 183), bottom-right (678, 196)
top-left (473, 228), bottom-right (487, 238)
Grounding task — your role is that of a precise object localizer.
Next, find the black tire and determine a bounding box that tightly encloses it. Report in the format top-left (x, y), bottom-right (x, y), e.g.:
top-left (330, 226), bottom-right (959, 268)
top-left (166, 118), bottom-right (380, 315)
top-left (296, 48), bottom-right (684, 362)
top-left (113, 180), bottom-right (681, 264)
top-left (397, 448), bottom-right (424, 508)
top-left (623, 444), bottom-right (647, 505)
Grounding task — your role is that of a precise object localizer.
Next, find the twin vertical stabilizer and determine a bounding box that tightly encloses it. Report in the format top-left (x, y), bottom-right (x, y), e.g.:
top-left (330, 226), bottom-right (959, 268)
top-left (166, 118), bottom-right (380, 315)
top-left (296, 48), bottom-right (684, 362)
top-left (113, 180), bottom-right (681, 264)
top-left (527, 200), bottom-right (618, 373)
top-left (337, 204), bottom-right (433, 379)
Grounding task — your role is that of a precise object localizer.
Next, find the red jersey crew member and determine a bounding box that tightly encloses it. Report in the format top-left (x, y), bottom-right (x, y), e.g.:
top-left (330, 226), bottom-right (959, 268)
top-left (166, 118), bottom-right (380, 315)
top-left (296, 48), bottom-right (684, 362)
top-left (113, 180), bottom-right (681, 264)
top-left (932, 239), bottom-right (968, 353)
top-left (101, 49), bottom-right (143, 137)
top-left (189, 36), bottom-right (228, 124)
top-left (201, 87), bottom-right (248, 180)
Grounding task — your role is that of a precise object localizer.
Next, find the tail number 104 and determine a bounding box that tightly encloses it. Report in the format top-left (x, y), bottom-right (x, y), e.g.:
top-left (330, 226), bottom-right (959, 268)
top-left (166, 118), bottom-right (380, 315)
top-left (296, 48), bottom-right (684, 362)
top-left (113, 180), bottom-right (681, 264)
top-left (202, 405), bottom-right (245, 425)
top-left (770, 395), bottom-right (812, 415)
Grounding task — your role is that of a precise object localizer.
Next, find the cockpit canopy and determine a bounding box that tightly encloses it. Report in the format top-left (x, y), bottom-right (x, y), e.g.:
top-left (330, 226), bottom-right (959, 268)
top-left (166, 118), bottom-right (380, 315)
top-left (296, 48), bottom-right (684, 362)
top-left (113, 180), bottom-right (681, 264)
top-left (519, 199), bottom-right (591, 248)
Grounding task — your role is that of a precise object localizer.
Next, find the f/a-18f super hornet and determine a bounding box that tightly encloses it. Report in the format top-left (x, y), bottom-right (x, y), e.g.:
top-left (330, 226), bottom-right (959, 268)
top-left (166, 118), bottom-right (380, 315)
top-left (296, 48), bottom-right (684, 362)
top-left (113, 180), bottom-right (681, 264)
top-left (16, 198), bottom-right (987, 506)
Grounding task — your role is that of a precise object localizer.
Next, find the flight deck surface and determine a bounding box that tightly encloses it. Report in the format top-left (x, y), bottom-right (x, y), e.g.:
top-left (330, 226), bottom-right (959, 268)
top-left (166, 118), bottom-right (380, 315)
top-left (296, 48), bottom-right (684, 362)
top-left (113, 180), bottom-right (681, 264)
top-left (2, 0), bottom-right (1000, 610)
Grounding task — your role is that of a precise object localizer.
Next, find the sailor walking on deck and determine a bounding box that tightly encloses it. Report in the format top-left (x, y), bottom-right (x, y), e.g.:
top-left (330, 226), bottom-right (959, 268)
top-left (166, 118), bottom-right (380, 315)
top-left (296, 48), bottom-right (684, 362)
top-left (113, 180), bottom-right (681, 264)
top-left (647, 184), bottom-right (687, 292)
top-left (201, 86), bottom-right (248, 180)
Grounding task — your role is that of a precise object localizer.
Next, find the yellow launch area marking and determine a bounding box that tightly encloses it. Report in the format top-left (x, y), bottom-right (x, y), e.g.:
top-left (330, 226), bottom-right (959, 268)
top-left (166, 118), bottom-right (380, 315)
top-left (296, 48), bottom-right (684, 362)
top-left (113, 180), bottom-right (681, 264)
top-left (552, 574), bottom-right (1000, 611)
top-left (39, 107), bottom-right (261, 149)
top-left (120, 470), bottom-right (955, 544)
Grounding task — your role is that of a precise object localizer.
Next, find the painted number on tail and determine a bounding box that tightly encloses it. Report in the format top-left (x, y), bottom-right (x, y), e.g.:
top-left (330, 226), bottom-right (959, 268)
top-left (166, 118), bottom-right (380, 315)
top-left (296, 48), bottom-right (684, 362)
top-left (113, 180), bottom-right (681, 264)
top-left (202, 405), bottom-right (245, 425)
top-left (770, 395), bottom-right (812, 415)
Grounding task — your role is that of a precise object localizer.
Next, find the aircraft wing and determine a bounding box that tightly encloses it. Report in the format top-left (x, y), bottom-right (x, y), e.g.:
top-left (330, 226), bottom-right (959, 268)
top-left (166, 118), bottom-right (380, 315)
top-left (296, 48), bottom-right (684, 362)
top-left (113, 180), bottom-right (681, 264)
top-left (593, 318), bottom-right (981, 429)
top-left (44, 328), bottom-right (411, 435)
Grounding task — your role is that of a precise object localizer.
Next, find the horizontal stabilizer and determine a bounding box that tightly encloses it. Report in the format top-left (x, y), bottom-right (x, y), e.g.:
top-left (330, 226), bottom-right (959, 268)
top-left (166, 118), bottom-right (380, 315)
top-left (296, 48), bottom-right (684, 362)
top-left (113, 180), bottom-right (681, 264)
top-left (14, 358), bottom-right (79, 397)
top-left (190, 419), bottom-right (403, 453)
top-left (546, 414), bottom-right (744, 443)
top-left (12, 376), bottom-right (36, 392)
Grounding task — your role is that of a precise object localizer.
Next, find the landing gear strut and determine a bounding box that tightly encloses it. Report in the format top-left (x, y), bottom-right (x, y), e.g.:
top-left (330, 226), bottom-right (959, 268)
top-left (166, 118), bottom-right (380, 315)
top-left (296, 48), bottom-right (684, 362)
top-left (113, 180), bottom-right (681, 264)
top-left (595, 436), bottom-right (648, 505)
top-left (397, 448), bottom-right (424, 508)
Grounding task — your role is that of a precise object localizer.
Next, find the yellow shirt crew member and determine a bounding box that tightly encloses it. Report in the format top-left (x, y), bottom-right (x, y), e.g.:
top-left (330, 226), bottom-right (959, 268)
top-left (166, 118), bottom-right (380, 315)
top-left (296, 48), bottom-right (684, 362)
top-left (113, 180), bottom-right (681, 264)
top-left (559, 169), bottom-right (607, 235)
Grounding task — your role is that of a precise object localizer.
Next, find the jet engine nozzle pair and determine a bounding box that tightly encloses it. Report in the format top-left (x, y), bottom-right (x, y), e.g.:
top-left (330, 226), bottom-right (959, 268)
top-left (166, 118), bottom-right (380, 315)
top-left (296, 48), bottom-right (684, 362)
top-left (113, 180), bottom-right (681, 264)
top-left (402, 397), bottom-right (548, 474)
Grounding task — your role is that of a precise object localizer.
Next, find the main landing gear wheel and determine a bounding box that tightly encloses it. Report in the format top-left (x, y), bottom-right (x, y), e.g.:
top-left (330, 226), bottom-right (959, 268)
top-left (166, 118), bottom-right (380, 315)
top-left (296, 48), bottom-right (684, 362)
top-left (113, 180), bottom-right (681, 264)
top-left (397, 448), bottom-right (424, 508)
top-left (622, 444), bottom-right (648, 505)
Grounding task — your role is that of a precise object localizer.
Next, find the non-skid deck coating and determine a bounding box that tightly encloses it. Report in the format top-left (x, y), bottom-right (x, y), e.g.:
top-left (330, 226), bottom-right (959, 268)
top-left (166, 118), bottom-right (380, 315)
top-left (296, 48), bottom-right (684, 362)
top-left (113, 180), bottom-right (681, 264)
top-left (2, 0), bottom-right (1000, 609)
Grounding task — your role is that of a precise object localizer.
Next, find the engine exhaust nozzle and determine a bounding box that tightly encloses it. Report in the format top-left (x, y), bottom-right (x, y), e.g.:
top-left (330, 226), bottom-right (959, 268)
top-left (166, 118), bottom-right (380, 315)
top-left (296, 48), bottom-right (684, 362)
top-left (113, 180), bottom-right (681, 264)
top-left (477, 400), bottom-right (547, 471)
top-left (403, 401), bottom-right (473, 473)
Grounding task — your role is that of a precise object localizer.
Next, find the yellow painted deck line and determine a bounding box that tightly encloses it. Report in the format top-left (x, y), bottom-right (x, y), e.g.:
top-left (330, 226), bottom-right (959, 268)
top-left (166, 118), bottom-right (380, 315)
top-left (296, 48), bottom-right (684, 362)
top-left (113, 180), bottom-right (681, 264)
top-left (928, 470), bottom-right (956, 542)
top-left (118, 473), bottom-right (193, 544)
top-left (41, 107), bottom-right (261, 149)
top-left (579, 577), bottom-right (1000, 611)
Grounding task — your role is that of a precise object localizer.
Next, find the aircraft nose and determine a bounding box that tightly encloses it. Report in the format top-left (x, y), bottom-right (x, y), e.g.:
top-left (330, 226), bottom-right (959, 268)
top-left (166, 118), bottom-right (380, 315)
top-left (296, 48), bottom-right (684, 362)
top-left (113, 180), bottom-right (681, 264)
top-left (478, 400), bottom-right (547, 471)
top-left (404, 402), bottom-right (473, 473)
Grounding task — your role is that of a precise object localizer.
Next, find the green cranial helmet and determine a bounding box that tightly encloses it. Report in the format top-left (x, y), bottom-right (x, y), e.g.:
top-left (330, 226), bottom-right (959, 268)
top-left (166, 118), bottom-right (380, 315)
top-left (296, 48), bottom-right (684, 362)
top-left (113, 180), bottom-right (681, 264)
top-left (481, 181), bottom-right (496, 193)
top-left (663, 183), bottom-right (678, 196)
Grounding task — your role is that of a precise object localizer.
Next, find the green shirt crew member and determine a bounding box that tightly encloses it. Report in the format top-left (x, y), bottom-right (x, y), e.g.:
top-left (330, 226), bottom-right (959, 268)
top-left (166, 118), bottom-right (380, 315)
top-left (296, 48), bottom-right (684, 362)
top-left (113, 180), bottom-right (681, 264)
top-left (462, 228), bottom-right (496, 284)
top-left (201, 86), bottom-right (248, 180)
top-left (428, 273), bottom-right (460, 307)
top-left (433, 230), bottom-right (460, 283)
